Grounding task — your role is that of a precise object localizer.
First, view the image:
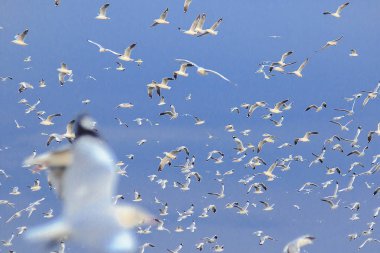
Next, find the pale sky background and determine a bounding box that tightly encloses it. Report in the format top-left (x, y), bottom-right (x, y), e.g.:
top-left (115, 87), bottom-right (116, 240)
top-left (0, 0), bottom-right (379, 252)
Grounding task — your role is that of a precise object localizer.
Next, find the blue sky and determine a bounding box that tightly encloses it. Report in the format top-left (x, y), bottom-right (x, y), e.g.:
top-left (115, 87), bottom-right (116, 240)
top-left (0, 0), bottom-right (380, 252)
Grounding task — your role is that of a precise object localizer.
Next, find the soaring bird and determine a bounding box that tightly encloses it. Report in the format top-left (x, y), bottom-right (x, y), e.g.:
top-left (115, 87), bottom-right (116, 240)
top-left (151, 8), bottom-right (169, 27)
top-left (95, 3), bottom-right (111, 20)
top-left (323, 2), bottom-right (349, 18)
top-left (12, 29), bottom-right (29, 46)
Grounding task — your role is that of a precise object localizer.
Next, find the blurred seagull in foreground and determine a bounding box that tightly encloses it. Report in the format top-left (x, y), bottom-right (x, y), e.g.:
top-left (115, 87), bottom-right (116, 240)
top-left (176, 59), bottom-right (234, 84)
top-left (25, 114), bottom-right (152, 252)
top-left (283, 235), bottom-right (315, 253)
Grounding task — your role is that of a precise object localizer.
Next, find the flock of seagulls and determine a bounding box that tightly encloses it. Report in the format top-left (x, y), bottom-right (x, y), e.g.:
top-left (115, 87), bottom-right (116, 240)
top-left (0, 1), bottom-right (379, 253)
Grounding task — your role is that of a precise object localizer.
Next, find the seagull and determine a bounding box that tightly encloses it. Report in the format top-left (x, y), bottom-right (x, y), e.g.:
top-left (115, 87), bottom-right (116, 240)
top-left (156, 77), bottom-right (174, 90)
top-left (283, 235), bottom-right (315, 253)
top-left (160, 105), bottom-right (179, 119)
top-left (321, 198), bottom-right (340, 209)
top-left (178, 15), bottom-right (200, 35)
top-left (349, 49), bottom-right (359, 57)
top-left (267, 99), bottom-right (288, 114)
top-left (321, 36), bottom-right (343, 50)
top-left (262, 161), bottom-right (278, 181)
top-left (341, 126), bottom-right (362, 147)
top-left (18, 82), bottom-right (34, 93)
top-left (339, 174), bottom-right (358, 192)
top-left (234, 201), bottom-right (250, 215)
top-left (270, 116), bottom-right (284, 127)
top-left (323, 2), bottom-right (349, 18)
top-left (173, 63), bottom-right (194, 79)
top-left (26, 115), bottom-right (152, 252)
top-left (287, 58), bottom-right (308, 77)
top-left (57, 63), bottom-right (73, 86)
top-left (116, 103), bottom-right (134, 109)
top-left (118, 44), bottom-right (137, 62)
top-left (175, 59), bottom-right (232, 83)
top-left (259, 235), bottom-right (275, 245)
top-left (157, 146), bottom-right (190, 171)
top-left (116, 62), bottom-right (126, 71)
top-left (140, 243), bottom-right (155, 253)
top-left (368, 122), bottom-right (380, 142)
top-left (95, 3), bottom-right (111, 20)
top-left (259, 201), bottom-right (274, 211)
top-left (294, 131), bottom-right (318, 145)
top-left (1, 234), bottom-right (15, 247)
top-left (198, 18), bottom-right (223, 37)
top-left (183, 0), bottom-right (192, 13)
top-left (272, 51), bottom-right (293, 67)
top-left (14, 120), bottom-right (25, 129)
top-left (0, 76), bottom-right (13, 81)
top-left (358, 238), bottom-right (380, 250)
top-left (362, 82), bottom-right (380, 106)
top-left (329, 120), bottom-right (353, 131)
top-left (151, 8), bottom-right (169, 27)
top-left (12, 29), bottom-right (29, 46)
top-left (167, 243), bottom-right (183, 253)
top-left (347, 146), bottom-right (368, 157)
top-left (155, 218), bottom-right (170, 233)
top-left (158, 96), bottom-right (166, 106)
top-left (247, 101), bottom-right (266, 117)
top-left (305, 102), bottom-right (327, 112)
top-left (208, 183), bottom-right (225, 199)
top-left (87, 40), bottom-right (120, 55)
top-left (39, 114), bottom-right (62, 126)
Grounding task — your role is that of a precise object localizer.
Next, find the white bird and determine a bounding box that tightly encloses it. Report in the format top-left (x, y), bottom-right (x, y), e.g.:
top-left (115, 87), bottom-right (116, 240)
top-left (259, 201), bottom-right (274, 211)
top-left (321, 36), bottom-right (343, 50)
top-left (139, 242), bottom-right (155, 253)
top-left (368, 122), bottom-right (380, 143)
top-left (294, 131), bottom-right (318, 145)
top-left (151, 8), bottom-right (169, 27)
top-left (267, 99), bottom-right (288, 114)
top-left (321, 198), bottom-right (340, 209)
top-left (39, 114), bottom-right (62, 126)
top-left (272, 51), bottom-right (293, 67)
top-left (173, 63), bottom-right (194, 79)
top-left (323, 2), bottom-right (349, 18)
top-left (95, 3), bottom-right (111, 20)
top-left (349, 49), bottom-right (359, 57)
top-left (198, 18), bottom-right (223, 37)
top-left (179, 15), bottom-right (200, 36)
top-left (176, 59), bottom-right (233, 83)
top-left (12, 29), bottom-right (29, 46)
top-left (329, 120), bottom-right (353, 131)
top-left (283, 235), bottom-right (315, 253)
top-left (167, 243), bottom-right (183, 253)
top-left (362, 82), bottom-right (380, 106)
top-left (160, 105), bottom-right (178, 119)
top-left (26, 115), bottom-right (152, 252)
top-left (288, 58), bottom-right (308, 77)
top-left (18, 82), bottom-right (34, 93)
top-left (305, 102), bottom-right (327, 112)
top-left (118, 44), bottom-right (137, 62)
top-left (1, 234), bottom-right (15, 247)
top-left (358, 238), bottom-right (380, 250)
top-left (208, 183), bottom-right (225, 199)
top-left (14, 120), bottom-right (25, 129)
top-left (116, 62), bottom-right (126, 71)
top-left (57, 63), bottom-right (73, 86)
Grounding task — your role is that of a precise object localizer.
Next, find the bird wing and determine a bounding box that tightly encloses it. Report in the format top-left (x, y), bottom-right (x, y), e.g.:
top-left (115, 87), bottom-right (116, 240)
top-left (210, 18), bottom-right (223, 30)
top-left (175, 58), bottom-right (199, 68)
top-left (87, 39), bottom-right (102, 49)
top-left (336, 2), bottom-right (349, 14)
top-left (160, 8), bottom-right (169, 20)
top-left (124, 43), bottom-right (136, 57)
top-left (204, 68), bottom-right (231, 82)
top-left (280, 51), bottom-right (293, 63)
top-left (19, 29), bottom-right (29, 40)
top-left (184, 0), bottom-right (192, 13)
top-left (99, 3), bottom-right (110, 16)
top-left (297, 58), bottom-right (308, 72)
